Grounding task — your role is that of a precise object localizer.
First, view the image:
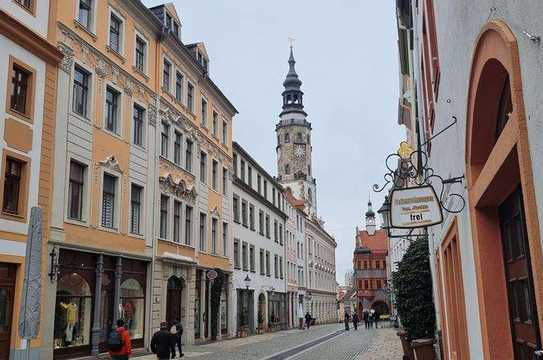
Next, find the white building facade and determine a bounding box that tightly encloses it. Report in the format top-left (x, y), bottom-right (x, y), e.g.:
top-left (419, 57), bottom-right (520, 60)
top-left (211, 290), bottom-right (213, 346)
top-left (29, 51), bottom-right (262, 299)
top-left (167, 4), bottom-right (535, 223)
top-left (231, 142), bottom-right (288, 335)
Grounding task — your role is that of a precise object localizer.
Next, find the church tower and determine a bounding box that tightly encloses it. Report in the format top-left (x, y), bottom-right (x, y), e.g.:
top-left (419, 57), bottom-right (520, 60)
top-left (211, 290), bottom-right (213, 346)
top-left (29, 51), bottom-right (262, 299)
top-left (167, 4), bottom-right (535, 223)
top-left (276, 46), bottom-right (317, 216)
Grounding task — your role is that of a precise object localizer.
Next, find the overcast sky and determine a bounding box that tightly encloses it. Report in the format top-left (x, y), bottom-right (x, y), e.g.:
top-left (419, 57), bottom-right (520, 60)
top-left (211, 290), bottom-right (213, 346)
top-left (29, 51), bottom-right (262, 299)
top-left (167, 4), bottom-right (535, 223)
top-left (143, 0), bottom-right (404, 285)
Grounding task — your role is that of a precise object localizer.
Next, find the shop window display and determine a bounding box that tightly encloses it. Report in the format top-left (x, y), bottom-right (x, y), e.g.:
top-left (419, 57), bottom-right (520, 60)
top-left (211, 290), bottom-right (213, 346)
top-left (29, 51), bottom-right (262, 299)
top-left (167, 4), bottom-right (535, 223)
top-left (220, 287), bottom-right (228, 334)
top-left (120, 278), bottom-right (144, 339)
top-left (54, 273), bottom-right (92, 349)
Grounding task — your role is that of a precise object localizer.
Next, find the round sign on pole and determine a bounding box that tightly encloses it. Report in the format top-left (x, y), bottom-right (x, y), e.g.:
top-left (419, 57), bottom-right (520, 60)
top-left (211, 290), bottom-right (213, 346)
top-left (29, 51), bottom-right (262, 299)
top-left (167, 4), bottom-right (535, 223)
top-left (207, 270), bottom-right (218, 281)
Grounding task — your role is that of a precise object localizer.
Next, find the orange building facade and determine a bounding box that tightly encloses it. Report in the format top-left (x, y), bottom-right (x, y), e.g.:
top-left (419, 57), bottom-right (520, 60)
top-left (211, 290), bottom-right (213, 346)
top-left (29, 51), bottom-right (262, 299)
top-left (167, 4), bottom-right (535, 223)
top-left (352, 228), bottom-right (390, 318)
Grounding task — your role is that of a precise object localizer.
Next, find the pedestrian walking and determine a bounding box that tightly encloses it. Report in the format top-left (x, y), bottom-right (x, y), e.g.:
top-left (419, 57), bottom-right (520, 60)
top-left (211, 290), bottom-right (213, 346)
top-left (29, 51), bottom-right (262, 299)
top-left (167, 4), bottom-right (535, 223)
top-left (298, 303), bottom-right (305, 330)
top-left (352, 312), bottom-right (359, 330)
top-left (369, 309), bottom-right (375, 329)
top-left (170, 319), bottom-right (184, 358)
top-left (305, 311), bottom-right (312, 329)
top-left (363, 309), bottom-right (369, 329)
top-left (108, 319), bottom-right (132, 360)
top-left (151, 322), bottom-right (174, 360)
top-left (344, 311), bottom-right (350, 331)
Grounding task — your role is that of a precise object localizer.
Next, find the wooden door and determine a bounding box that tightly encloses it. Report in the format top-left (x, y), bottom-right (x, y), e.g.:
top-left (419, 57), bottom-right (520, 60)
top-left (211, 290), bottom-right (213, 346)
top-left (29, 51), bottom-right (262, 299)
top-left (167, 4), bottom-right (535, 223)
top-left (499, 188), bottom-right (541, 359)
top-left (166, 277), bottom-right (183, 324)
top-left (0, 263), bottom-right (16, 360)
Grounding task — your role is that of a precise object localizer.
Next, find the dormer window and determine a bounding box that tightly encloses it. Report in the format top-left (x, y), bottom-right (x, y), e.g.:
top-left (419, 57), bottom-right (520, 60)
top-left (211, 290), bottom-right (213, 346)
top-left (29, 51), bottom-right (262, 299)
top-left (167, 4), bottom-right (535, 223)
top-left (165, 13), bottom-right (172, 30)
top-left (173, 22), bottom-right (179, 38)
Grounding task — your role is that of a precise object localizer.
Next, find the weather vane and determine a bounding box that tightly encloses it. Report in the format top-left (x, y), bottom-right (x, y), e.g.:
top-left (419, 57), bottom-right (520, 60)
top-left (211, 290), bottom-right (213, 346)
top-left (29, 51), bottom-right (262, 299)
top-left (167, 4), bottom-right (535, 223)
top-left (288, 36), bottom-right (296, 48)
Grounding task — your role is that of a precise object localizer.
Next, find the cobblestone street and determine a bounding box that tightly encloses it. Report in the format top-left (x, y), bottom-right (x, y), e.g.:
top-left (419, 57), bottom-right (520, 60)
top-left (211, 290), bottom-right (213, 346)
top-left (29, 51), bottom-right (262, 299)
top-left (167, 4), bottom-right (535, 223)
top-left (137, 323), bottom-right (403, 360)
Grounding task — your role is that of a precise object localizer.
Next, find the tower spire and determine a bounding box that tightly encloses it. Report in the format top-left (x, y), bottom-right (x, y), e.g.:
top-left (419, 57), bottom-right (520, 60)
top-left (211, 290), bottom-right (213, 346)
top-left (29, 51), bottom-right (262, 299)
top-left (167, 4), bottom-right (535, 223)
top-left (281, 44), bottom-right (305, 116)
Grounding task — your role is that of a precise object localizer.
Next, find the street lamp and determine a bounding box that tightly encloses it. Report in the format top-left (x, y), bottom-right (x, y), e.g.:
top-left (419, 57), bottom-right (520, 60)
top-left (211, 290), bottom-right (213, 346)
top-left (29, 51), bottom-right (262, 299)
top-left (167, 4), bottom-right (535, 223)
top-left (377, 196), bottom-right (391, 230)
top-left (244, 275), bottom-right (251, 290)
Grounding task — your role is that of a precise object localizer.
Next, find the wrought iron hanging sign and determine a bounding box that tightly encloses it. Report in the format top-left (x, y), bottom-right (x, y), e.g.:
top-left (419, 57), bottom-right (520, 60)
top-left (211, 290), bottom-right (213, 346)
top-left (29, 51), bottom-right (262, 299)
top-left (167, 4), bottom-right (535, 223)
top-left (373, 137), bottom-right (465, 230)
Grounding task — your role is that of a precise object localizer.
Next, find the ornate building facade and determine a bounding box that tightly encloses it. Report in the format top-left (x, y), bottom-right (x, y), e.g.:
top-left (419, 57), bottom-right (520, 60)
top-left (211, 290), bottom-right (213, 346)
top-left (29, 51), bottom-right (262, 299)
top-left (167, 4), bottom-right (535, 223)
top-left (0, 1), bottom-right (62, 359)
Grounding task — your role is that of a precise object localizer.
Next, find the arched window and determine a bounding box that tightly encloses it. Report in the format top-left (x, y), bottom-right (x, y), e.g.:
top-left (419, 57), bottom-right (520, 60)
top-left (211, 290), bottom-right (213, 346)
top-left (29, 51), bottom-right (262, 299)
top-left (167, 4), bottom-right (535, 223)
top-left (284, 133), bottom-right (290, 143)
top-left (296, 132), bottom-right (303, 143)
top-left (307, 134), bottom-right (311, 143)
top-left (285, 164), bottom-right (290, 174)
top-left (121, 278), bottom-right (145, 339)
top-left (308, 165), bottom-right (311, 176)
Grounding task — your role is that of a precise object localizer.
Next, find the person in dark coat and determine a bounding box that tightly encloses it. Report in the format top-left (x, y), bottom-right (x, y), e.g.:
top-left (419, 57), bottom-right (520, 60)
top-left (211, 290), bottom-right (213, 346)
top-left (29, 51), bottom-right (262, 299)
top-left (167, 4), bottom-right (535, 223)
top-left (363, 310), bottom-right (370, 329)
top-left (170, 319), bottom-right (184, 358)
top-left (344, 312), bottom-right (350, 330)
top-left (352, 312), bottom-right (359, 330)
top-left (151, 322), bottom-right (173, 360)
top-left (304, 312), bottom-right (312, 329)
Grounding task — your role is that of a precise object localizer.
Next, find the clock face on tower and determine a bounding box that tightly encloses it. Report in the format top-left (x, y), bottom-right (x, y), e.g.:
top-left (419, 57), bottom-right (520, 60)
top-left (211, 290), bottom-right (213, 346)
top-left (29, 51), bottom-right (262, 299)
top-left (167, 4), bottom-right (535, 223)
top-left (294, 145), bottom-right (306, 158)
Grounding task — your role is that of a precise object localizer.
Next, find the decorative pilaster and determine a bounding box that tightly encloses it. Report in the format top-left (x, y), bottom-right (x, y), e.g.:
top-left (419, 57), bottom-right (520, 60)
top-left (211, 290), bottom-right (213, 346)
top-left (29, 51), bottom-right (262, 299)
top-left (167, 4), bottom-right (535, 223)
top-left (91, 255), bottom-right (104, 355)
top-left (113, 257), bottom-right (122, 323)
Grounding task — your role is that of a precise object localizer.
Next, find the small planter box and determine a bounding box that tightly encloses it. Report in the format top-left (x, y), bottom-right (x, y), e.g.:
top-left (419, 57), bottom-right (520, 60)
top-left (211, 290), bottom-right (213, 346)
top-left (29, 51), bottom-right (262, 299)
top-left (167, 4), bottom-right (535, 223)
top-left (238, 326), bottom-right (249, 338)
top-left (411, 338), bottom-right (435, 360)
top-left (397, 330), bottom-right (415, 360)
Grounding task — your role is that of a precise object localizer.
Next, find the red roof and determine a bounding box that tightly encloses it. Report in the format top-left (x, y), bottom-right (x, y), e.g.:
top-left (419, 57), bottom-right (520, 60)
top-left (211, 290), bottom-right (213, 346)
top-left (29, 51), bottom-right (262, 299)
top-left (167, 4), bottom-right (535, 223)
top-left (356, 229), bottom-right (388, 254)
top-left (284, 187), bottom-right (305, 210)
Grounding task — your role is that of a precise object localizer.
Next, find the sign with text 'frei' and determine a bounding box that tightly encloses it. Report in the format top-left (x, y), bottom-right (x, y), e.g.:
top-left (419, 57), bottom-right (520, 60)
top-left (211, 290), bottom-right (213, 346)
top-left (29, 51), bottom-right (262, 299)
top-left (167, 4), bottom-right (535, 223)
top-left (390, 185), bottom-right (443, 228)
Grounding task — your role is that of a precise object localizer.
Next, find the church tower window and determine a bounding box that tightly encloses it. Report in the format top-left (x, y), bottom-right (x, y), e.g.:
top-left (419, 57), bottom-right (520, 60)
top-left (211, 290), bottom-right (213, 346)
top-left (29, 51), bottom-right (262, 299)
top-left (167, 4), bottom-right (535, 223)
top-left (284, 133), bottom-right (290, 143)
top-left (285, 164), bottom-right (290, 174)
top-left (296, 132), bottom-right (303, 143)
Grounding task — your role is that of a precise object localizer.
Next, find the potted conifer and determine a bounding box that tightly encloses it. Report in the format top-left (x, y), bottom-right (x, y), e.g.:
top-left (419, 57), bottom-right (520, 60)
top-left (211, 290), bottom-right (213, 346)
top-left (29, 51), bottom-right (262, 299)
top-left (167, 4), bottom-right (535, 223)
top-left (392, 236), bottom-right (436, 360)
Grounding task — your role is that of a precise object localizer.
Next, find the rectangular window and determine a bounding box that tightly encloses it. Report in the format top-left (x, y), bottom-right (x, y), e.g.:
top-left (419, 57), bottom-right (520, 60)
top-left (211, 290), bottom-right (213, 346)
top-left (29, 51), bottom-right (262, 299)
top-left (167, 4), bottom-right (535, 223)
top-left (10, 62), bottom-right (32, 117)
top-left (163, 59), bottom-right (171, 91)
top-left (185, 205), bottom-right (193, 245)
top-left (130, 184), bottom-right (143, 235)
top-left (165, 13), bottom-right (172, 30)
top-left (105, 86), bottom-right (120, 134)
top-left (2, 158), bottom-right (24, 215)
top-left (279, 224), bottom-right (283, 245)
top-left (101, 174), bottom-right (117, 229)
top-left (173, 200), bottom-right (182, 243)
top-left (274, 255), bottom-right (278, 278)
top-left (15, 0), bottom-right (34, 12)
top-left (234, 239), bottom-right (240, 269)
top-left (257, 175), bottom-right (261, 194)
top-left (133, 104), bottom-right (144, 146)
top-left (135, 35), bottom-right (146, 73)
top-left (233, 153), bottom-right (238, 176)
top-left (222, 222), bottom-right (228, 256)
top-left (187, 83), bottom-right (194, 112)
top-left (265, 214), bottom-right (270, 238)
top-left (78, 0), bottom-right (93, 29)
top-left (68, 161), bottom-right (85, 220)
top-left (161, 121), bottom-right (169, 157)
top-left (222, 167), bottom-right (228, 195)
top-left (73, 65), bottom-right (90, 117)
top-left (212, 160), bottom-right (218, 191)
top-left (272, 188), bottom-right (276, 206)
top-left (185, 139), bottom-right (193, 172)
top-left (258, 210), bottom-right (264, 235)
top-left (263, 180), bottom-right (268, 200)
top-left (211, 218), bottom-right (218, 254)
top-left (199, 212), bottom-right (207, 251)
top-left (249, 204), bottom-right (255, 231)
top-left (212, 111), bottom-right (218, 137)
top-left (174, 131), bottom-right (182, 165)
top-left (242, 242), bottom-right (248, 271)
top-left (200, 152), bottom-right (207, 183)
top-left (247, 166), bottom-right (252, 188)
top-left (233, 195), bottom-right (240, 223)
top-left (159, 194), bottom-right (169, 239)
top-left (109, 12), bottom-right (122, 53)
top-left (241, 200), bottom-right (248, 227)
top-left (279, 257), bottom-right (283, 279)
top-left (240, 159), bottom-right (245, 182)
top-left (201, 98), bottom-right (207, 127)
top-left (175, 72), bottom-right (183, 102)
top-left (259, 249), bottom-right (265, 275)
top-left (173, 22), bottom-right (179, 37)
top-left (249, 245), bottom-right (255, 272)
top-left (222, 120), bottom-right (228, 144)
top-left (274, 220), bottom-right (278, 243)
top-left (266, 251), bottom-right (270, 276)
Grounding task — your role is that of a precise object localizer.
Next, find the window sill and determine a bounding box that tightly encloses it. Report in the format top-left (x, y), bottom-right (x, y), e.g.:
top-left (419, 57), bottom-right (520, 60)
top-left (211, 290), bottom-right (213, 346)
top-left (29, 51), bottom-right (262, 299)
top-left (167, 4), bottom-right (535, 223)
top-left (74, 20), bottom-right (97, 41)
top-left (70, 111), bottom-right (91, 123)
top-left (131, 142), bottom-right (146, 151)
top-left (128, 232), bottom-right (145, 240)
top-left (0, 211), bottom-right (26, 223)
top-left (7, 108), bottom-right (33, 125)
top-left (106, 46), bottom-right (126, 63)
top-left (65, 217), bottom-right (90, 227)
top-left (99, 225), bottom-right (119, 233)
top-left (132, 66), bottom-right (149, 81)
top-left (103, 127), bottom-right (123, 141)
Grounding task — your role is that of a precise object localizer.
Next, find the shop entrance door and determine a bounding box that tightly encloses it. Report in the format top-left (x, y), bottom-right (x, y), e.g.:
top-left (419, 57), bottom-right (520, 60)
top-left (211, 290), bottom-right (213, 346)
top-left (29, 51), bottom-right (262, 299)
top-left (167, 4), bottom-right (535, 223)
top-left (166, 276), bottom-right (183, 324)
top-left (0, 263), bottom-right (16, 360)
top-left (499, 187), bottom-right (541, 359)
